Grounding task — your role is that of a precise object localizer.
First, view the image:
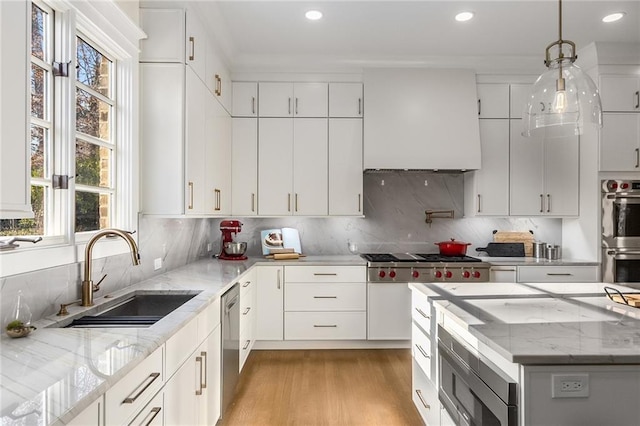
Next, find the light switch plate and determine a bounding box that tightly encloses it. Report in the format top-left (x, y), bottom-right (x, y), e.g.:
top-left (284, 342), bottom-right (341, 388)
top-left (154, 258), bottom-right (162, 271)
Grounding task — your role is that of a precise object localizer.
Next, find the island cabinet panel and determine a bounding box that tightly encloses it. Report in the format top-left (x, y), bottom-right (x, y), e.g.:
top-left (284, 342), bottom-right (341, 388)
top-left (412, 359), bottom-right (440, 426)
top-left (67, 395), bottom-right (104, 426)
top-left (517, 265), bottom-right (599, 283)
top-left (522, 365), bottom-right (640, 426)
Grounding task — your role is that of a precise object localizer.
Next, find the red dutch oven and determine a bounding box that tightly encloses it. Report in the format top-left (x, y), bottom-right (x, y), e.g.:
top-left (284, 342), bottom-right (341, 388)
top-left (434, 238), bottom-right (471, 256)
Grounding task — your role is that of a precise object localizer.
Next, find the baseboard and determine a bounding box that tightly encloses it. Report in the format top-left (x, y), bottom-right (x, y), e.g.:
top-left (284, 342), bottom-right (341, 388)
top-left (252, 340), bottom-right (411, 350)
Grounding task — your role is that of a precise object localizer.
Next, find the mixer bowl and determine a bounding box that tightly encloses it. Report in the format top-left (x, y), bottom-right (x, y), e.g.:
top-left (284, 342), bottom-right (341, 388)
top-left (223, 241), bottom-right (247, 256)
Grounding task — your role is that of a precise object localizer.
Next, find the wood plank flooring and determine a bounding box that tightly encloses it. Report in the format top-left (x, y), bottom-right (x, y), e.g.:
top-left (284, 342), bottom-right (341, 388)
top-left (219, 349), bottom-right (423, 426)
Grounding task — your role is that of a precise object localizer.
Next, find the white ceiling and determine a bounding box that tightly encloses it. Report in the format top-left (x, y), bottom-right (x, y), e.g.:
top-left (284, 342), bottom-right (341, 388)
top-left (192, 0), bottom-right (640, 74)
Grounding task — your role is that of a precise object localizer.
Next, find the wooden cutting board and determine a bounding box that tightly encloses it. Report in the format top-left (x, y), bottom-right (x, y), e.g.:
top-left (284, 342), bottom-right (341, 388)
top-left (609, 293), bottom-right (640, 307)
top-left (493, 231), bottom-right (535, 257)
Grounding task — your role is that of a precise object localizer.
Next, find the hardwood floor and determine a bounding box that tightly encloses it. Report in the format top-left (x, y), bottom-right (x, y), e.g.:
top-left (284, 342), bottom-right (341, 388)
top-left (219, 349), bottom-right (423, 426)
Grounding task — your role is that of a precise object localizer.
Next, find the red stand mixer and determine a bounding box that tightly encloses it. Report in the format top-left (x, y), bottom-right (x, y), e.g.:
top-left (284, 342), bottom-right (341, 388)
top-left (218, 220), bottom-right (248, 260)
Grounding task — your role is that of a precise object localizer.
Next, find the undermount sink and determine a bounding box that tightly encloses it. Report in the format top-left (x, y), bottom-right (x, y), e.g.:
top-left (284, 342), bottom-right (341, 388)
top-left (55, 292), bottom-right (200, 328)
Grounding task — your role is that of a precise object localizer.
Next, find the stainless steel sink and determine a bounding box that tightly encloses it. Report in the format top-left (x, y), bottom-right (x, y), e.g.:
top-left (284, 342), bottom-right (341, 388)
top-left (54, 292), bottom-right (200, 328)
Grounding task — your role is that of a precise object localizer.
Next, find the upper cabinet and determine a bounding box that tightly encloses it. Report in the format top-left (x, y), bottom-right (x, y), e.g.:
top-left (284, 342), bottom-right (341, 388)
top-left (329, 83), bottom-right (363, 117)
top-left (477, 83), bottom-right (509, 119)
top-left (363, 68), bottom-right (481, 170)
top-left (600, 75), bottom-right (640, 112)
top-left (0, 1), bottom-right (32, 219)
top-left (259, 82), bottom-right (328, 117)
top-left (509, 84), bottom-right (531, 119)
top-left (232, 82), bottom-right (258, 117)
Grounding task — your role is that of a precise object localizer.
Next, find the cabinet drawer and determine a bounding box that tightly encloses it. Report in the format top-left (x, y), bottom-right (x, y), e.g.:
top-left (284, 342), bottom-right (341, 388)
top-left (165, 315), bottom-right (199, 377)
top-left (412, 359), bottom-right (439, 426)
top-left (126, 389), bottom-right (163, 426)
top-left (284, 312), bottom-right (366, 340)
top-left (197, 297), bottom-right (221, 343)
top-left (239, 274), bottom-right (256, 297)
top-left (517, 266), bottom-right (599, 283)
top-left (411, 290), bottom-right (432, 336)
top-left (240, 325), bottom-right (254, 372)
top-left (285, 265), bottom-right (365, 283)
top-left (412, 323), bottom-right (432, 380)
top-left (285, 282), bottom-right (366, 311)
top-left (240, 295), bottom-right (255, 336)
top-left (105, 346), bottom-right (163, 426)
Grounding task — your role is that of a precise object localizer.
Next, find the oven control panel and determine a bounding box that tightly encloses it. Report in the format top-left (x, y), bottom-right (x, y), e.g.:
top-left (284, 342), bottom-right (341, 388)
top-left (368, 265), bottom-right (490, 283)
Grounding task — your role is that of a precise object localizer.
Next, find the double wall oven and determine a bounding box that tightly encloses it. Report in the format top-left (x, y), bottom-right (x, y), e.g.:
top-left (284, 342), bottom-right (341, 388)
top-left (602, 180), bottom-right (640, 285)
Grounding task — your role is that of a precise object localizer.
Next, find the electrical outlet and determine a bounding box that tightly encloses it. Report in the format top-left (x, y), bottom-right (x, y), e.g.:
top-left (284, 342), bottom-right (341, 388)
top-left (552, 374), bottom-right (589, 398)
top-left (154, 258), bottom-right (162, 271)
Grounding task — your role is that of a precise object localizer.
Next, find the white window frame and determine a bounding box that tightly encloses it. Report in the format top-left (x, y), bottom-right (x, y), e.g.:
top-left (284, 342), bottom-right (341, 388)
top-left (0, 0), bottom-right (144, 277)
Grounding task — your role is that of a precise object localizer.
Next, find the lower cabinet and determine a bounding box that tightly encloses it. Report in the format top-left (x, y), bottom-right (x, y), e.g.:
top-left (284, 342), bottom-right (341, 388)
top-left (239, 269), bottom-right (257, 371)
top-left (67, 395), bottom-right (104, 426)
top-left (255, 266), bottom-right (284, 341)
top-left (517, 265), bottom-right (599, 283)
top-left (412, 359), bottom-right (440, 426)
top-left (127, 391), bottom-right (163, 426)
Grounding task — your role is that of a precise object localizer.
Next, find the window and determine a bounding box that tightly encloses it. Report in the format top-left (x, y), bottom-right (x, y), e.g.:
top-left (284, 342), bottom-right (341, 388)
top-left (0, 0), bottom-right (141, 276)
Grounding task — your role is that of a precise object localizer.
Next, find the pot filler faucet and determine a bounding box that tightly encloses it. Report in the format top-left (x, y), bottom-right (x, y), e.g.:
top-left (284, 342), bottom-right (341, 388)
top-left (82, 229), bottom-right (140, 307)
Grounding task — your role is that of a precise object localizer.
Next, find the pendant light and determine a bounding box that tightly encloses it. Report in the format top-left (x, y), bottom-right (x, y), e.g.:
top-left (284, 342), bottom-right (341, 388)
top-left (522, 0), bottom-right (602, 138)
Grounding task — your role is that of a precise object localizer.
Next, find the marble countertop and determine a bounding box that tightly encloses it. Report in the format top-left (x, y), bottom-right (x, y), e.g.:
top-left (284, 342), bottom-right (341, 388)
top-left (0, 255), bottom-right (364, 426)
top-left (410, 281), bottom-right (640, 365)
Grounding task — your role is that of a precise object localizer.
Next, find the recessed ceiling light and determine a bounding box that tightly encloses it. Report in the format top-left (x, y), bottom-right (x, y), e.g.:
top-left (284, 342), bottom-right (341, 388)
top-left (305, 10), bottom-right (323, 21)
top-left (455, 11), bottom-right (474, 22)
top-left (602, 12), bottom-right (626, 23)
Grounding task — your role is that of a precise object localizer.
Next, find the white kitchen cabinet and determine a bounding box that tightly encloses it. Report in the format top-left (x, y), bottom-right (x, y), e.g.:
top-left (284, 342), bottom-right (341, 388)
top-left (205, 94), bottom-right (232, 215)
top-left (231, 118), bottom-right (258, 215)
top-left (490, 266), bottom-right (518, 283)
top-left (67, 395), bottom-right (104, 426)
top-left (206, 45), bottom-right (232, 113)
top-left (139, 9), bottom-right (184, 63)
top-left (0, 0), bottom-right (31, 219)
top-left (127, 391), bottom-right (163, 426)
top-left (517, 265), bottom-right (599, 283)
top-left (105, 346), bottom-right (164, 426)
top-left (184, 7), bottom-right (207, 85)
top-left (509, 123), bottom-right (579, 216)
top-left (509, 83), bottom-right (531, 119)
top-left (240, 269), bottom-right (257, 371)
top-left (329, 119), bottom-right (363, 215)
top-left (600, 113), bottom-right (640, 171)
top-left (284, 311), bottom-right (367, 340)
top-left (258, 118), bottom-right (328, 216)
top-left (477, 83), bottom-right (510, 119)
top-left (259, 82), bottom-right (328, 117)
top-left (329, 83), bottom-right (363, 117)
top-left (256, 266), bottom-right (284, 340)
top-left (599, 75), bottom-right (640, 112)
top-left (232, 82), bottom-right (258, 117)
top-left (164, 349), bottom-right (198, 426)
top-left (464, 119), bottom-right (510, 216)
top-left (185, 66), bottom-right (208, 215)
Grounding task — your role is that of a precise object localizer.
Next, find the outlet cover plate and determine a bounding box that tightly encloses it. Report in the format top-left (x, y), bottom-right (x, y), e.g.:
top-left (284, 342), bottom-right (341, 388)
top-left (154, 258), bottom-right (162, 271)
top-left (551, 374), bottom-right (589, 398)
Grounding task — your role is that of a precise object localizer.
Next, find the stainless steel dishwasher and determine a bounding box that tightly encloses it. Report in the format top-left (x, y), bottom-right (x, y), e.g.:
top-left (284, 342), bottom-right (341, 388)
top-left (221, 283), bottom-right (240, 418)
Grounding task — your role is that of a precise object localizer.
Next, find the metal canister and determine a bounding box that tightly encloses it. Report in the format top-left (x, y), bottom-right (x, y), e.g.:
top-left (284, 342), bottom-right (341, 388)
top-left (546, 244), bottom-right (560, 260)
top-left (532, 242), bottom-right (547, 259)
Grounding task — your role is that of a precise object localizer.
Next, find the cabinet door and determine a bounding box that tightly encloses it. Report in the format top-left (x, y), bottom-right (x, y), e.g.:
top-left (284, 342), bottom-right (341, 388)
top-left (200, 326), bottom-right (222, 426)
top-left (207, 48), bottom-right (231, 113)
top-left (185, 8), bottom-right (207, 82)
top-left (140, 63), bottom-right (185, 215)
top-left (329, 83), bottom-right (363, 117)
top-left (164, 355), bottom-right (198, 426)
top-left (185, 66), bottom-right (207, 215)
top-left (258, 118), bottom-right (293, 215)
top-left (206, 95), bottom-right (232, 215)
top-left (232, 82), bottom-right (258, 117)
top-left (67, 396), bottom-right (103, 426)
top-left (139, 8), bottom-right (184, 63)
top-left (600, 75), bottom-right (640, 112)
top-left (544, 136), bottom-right (579, 216)
top-left (231, 118), bottom-right (258, 215)
top-left (0, 0), bottom-right (31, 219)
top-left (259, 82), bottom-right (293, 117)
top-left (477, 83), bottom-right (510, 119)
top-left (294, 82), bottom-right (328, 117)
top-left (474, 119), bottom-right (510, 215)
top-left (510, 120), bottom-right (544, 215)
top-left (329, 119), bottom-right (363, 215)
top-left (490, 266), bottom-right (517, 282)
top-left (600, 113), bottom-right (640, 171)
top-left (256, 266), bottom-right (284, 340)
top-left (293, 119), bottom-right (328, 215)
top-left (509, 84), bottom-right (531, 119)
top-left (127, 391), bottom-right (163, 426)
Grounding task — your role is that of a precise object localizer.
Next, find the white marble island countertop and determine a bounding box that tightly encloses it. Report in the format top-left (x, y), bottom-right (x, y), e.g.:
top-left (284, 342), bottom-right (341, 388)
top-left (410, 281), bottom-right (640, 365)
top-left (0, 255), bottom-right (364, 425)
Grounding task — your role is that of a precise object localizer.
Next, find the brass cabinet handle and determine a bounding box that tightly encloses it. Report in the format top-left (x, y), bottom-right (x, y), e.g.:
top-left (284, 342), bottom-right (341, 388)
top-left (251, 193), bottom-right (255, 212)
top-left (415, 344), bottom-right (430, 359)
top-left (243, 340), bottom-right (251, 350)
top-left (358, 98), bottom-right (362, 115)
top-left (216, 75), bottom-right (222, 96)
top-left (313, 296), bottom-right (337, 299)
top-left (251, 96), bottom-right (256, 115)
top-left (477, 194), bottom-right (481, 213)
top-left (539, 194), bottom-right (544, 213)
top-left (414, 307), bottom-right (430, 319)
top-left (547, 194), bottom-right (551, 213)
top-left (214, 189), bottom-right (221, 211)
top-left (243, 307), bottom-right (251, 315)
top-left (195, 356), bottom-right (203, 395)
top-left (287, 193), bottom-right (291, 212)
top-left (188, 36), bottom-right (195, 61)
top-left (415, 390), bottom-right (430, 410)
top-left (277, 269), bottom-right (281, 290)
top-left (139, 407), bottom-right (162, 426)
top-left (635, 90), bottom-right (639, 109)
top-left (122, 372), bottom-right (161, 404)
top-left (188, 182), bottom-right (194, 210)
top-left (313, 324), bottom-right (337, 328)
top-left (201, 351), bottom-right (207, 389)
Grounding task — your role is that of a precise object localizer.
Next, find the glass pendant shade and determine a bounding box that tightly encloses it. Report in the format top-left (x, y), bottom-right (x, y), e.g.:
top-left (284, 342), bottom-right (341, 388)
top-left (523, 58), bottom-right (603, 138)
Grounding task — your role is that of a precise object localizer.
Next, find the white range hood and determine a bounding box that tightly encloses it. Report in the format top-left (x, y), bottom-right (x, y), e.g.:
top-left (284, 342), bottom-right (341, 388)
top-left (363, 68), bottom-right (481, 171)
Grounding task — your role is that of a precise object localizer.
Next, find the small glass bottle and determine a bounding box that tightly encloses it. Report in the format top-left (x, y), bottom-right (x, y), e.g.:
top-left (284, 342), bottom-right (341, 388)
top-left (4, 290), bottom-right (35, 338)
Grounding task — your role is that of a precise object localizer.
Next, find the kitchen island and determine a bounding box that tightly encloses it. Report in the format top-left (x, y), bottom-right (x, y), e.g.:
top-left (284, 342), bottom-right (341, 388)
top-left (409, 281), bottom-right (640, 426)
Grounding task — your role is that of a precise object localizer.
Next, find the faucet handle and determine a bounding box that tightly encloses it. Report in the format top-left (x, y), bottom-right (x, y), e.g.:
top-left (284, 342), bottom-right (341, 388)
top-left (57, 299), bottom-right (81, 316)
top-left (93, 274), bottom-right (108, 292)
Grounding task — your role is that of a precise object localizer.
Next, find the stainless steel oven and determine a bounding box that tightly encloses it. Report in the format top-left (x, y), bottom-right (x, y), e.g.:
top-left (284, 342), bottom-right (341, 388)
top-left (438, 326), bottom-right (517, 426)
top-left (602, 180), bottom-right (640, 249)
top-left (602, 248), bottom-right (640, 285)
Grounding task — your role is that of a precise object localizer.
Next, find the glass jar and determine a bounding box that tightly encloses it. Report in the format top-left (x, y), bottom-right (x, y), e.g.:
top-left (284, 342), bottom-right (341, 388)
top-left (4, 290), bottom-right (35, 338)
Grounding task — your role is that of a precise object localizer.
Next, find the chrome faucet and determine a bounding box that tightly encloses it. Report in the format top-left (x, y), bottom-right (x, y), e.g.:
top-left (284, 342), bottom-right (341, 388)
top-left (82, 229), bottom-right (140, 307)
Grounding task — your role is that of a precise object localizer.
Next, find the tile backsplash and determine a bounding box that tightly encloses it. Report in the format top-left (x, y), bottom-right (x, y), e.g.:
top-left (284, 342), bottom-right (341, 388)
top-left (0, 171), bottom-right (561, 322)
